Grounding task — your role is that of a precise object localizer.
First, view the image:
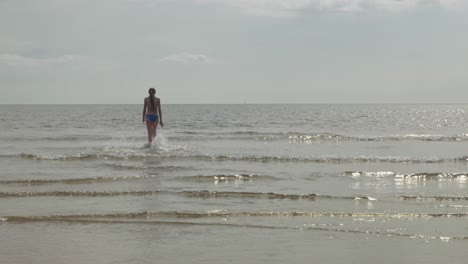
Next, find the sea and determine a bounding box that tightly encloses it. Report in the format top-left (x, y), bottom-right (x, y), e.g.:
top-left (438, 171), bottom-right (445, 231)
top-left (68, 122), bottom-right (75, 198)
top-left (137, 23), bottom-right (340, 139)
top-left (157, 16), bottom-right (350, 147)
top-left (1, 104), bottom-right (468, 263)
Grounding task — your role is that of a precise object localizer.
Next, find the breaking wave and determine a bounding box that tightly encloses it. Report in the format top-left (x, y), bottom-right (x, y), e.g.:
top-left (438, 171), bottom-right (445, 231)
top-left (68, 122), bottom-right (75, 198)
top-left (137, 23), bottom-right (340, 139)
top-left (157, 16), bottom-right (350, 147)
top-left (343, 171), bottom-right (468, 180)
top-left (170, 132), bottom-right (468, 143)
top-left (14, 153), bottom-right (468, 163)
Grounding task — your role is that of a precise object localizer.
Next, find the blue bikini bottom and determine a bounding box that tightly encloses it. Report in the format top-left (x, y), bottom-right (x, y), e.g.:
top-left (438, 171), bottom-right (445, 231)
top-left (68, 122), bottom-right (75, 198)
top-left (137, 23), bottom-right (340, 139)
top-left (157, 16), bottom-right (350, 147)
top-left (146, 114), bottom-right (159, 122)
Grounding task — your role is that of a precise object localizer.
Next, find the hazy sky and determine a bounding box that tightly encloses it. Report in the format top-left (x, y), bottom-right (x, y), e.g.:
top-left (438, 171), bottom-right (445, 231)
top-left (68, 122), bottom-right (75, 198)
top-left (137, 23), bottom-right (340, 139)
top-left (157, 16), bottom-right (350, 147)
top-left (1, 0), bottom-right (467, 104)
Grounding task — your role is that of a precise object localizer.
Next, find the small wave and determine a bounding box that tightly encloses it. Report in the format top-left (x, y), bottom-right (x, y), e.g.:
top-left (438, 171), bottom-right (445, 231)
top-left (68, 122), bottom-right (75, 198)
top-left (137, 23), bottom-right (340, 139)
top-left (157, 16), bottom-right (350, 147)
top-left (2, 213), bottom-right (466, 241)
top-left (107, 164), bottom-right (192, 171)
top-left (175, 174), bottom-right (278, 182)
top-left (19, 152), bottom-right (156, 161)
top-left (437, 205), bottom-right (468, 208)
top-left (343, 171), bottom-right (396, 177)
top-left (0, 173), bottom-right (265, 186)
top-left (17, 152), bottom-right (468, 164)
top-left (181, 191), bottom-right (319, 200)
top-left (169, 132), bottom-right (468, 143)
top-left (392, 134), bottom-right (468, 142)
top-left (398, 196), bottom-right (468, 201)
top-left (0, 190), bottom-right (163, 198)
top-left (0, 189), bottom-right (373, 201)
top-left (3, 132), bottom-right (468, 143)
top-left (0, 135), bottom-right (113, 142)
top-left (188, 191), bottom-right (365, 200)
top-left (3, 210), bottom-right (468, 222)
top-left (178, 131), bottom-right (269, 136)
top-left (17, 143), bottom-right (190, 161)
top-left (192, 155), bottom-right (462, 164)
top-left (0, 175), bottom-right (158, 186)
top-left (20, 153), bottom-right (120, 161)
top-left (300, 134), bottom-right (466, 143)
top-left (343, 171), bottom-right (468, 180)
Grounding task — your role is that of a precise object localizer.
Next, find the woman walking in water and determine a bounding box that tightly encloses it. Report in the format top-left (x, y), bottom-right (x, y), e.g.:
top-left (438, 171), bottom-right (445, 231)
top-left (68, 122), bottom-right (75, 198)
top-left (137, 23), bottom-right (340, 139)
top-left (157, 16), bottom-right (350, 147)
top-left (142, 88), bottom-right (163, 144)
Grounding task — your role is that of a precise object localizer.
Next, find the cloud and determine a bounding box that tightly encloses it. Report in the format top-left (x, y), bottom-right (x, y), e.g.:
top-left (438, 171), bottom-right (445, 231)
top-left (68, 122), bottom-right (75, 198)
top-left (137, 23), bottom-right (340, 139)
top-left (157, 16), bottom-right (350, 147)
top-left (123, 0), bottom-right (466, 16)
top-left (439, 0), bottom-right (466, 8)
top-left (161, 52), bottom-right (216, 64)
top-left (0, 53), bottom-right (112, 71)
top-left (194, 0), bottom-right (466, 17)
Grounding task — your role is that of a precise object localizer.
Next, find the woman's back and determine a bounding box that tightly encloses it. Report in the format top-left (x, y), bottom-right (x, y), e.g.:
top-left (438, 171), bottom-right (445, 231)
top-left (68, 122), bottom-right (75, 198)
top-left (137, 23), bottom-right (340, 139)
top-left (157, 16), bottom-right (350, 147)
top-left (145, 96), bottom-right (159, 115)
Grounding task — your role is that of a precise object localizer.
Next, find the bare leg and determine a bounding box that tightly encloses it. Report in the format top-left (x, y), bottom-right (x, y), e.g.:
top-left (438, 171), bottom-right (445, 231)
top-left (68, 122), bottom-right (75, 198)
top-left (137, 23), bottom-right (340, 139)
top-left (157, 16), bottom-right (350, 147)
top-left (152, 122), bottom-right (158, 142)
top-left (146, 119), bottom-right (153, 143)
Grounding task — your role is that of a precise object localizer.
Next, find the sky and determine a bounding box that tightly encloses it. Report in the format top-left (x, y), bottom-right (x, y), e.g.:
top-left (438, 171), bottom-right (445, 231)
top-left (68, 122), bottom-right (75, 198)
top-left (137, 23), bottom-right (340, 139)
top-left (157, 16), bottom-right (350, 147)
top-left (0, 0), bottom-right (467, 104)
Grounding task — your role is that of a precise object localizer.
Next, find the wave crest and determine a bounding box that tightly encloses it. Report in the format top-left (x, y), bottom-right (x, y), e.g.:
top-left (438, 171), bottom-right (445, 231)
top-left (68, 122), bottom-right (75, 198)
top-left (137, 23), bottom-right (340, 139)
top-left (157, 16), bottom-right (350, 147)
top-left (343, 171), bottom-right (468, 180)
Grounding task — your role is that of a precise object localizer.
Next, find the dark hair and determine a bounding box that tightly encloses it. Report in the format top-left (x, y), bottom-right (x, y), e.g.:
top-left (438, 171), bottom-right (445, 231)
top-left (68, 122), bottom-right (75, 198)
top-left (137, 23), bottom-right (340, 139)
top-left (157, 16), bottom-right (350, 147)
top-left (148, 88), bottom-right (156, 112)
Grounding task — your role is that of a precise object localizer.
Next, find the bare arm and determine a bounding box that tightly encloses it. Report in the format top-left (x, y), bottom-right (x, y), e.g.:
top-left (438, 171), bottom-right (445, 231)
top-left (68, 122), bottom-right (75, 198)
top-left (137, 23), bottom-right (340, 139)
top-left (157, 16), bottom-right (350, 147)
top-left (142, 99), bottom-right (147, 123)
top-left (157, 98), bottom-right (163, 127)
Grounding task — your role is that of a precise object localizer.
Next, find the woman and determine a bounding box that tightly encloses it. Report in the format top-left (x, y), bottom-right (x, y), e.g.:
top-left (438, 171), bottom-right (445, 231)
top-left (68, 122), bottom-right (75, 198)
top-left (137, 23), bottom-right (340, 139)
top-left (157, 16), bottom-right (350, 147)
top-left (142, 88), bottom-right (163, 144)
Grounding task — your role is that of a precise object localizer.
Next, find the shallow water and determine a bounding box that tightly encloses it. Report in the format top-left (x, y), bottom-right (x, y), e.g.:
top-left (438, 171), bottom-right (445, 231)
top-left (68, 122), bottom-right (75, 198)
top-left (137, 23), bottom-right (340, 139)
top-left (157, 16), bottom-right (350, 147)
top-left (1, 104), bottom-right (468, 263)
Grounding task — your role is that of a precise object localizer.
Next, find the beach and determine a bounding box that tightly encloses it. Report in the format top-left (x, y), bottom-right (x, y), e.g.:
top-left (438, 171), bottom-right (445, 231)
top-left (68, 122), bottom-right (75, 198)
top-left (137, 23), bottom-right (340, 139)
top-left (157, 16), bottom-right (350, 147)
top-left (1, 104), bottom-right (468, 263)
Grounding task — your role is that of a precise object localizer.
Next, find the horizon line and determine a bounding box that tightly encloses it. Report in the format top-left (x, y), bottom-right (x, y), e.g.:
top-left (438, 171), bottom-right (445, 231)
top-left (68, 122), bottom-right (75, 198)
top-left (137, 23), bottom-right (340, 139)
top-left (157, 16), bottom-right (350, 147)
top-left (1, 102), bottom-right (468, 106)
